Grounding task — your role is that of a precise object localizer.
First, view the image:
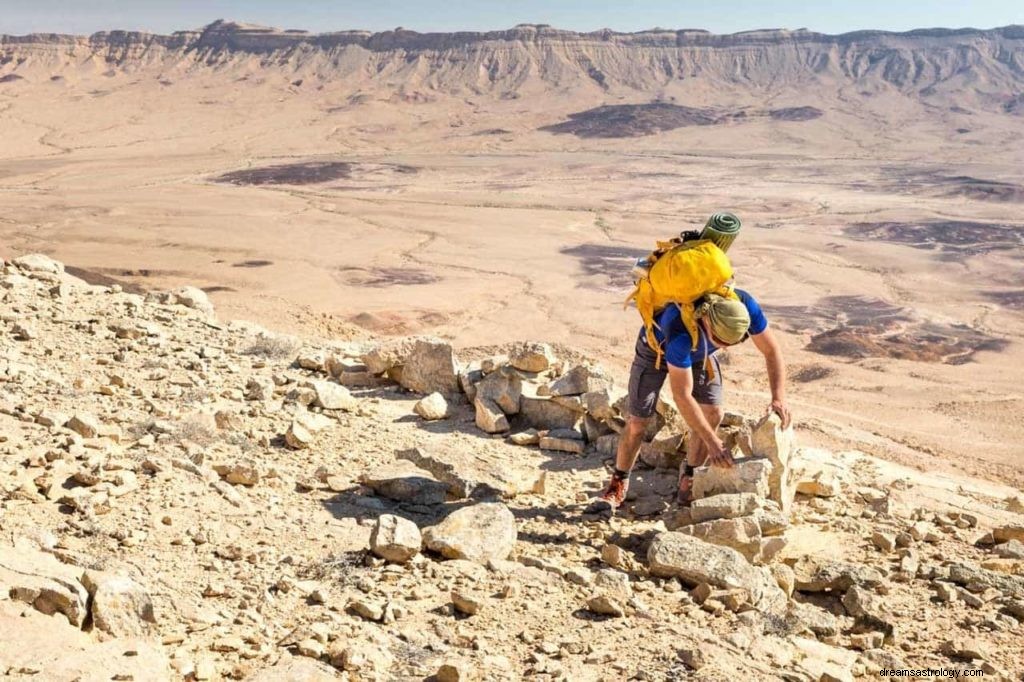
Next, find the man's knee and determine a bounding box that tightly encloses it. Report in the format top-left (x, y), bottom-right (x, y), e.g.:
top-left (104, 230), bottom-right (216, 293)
top-left (625, 416), bottom-right (650, 436)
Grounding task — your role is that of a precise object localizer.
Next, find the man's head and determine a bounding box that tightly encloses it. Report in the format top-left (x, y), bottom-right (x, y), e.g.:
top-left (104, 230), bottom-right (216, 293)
top-left (699, 294), bottom-right (751, 346)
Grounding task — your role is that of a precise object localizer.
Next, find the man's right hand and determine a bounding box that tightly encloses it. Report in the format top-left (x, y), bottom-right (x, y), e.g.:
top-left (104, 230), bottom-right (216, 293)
top-left (706, 444), bottom-right (735, 469)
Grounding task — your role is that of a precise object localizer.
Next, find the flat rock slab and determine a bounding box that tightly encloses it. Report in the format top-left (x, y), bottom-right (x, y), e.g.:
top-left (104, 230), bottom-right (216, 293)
top-left (790, 556), bottom-right (886, 592)
top-left (359, 461), bottom-right (448, 505)
top-left (692, 458), bottom-right (772, 500)
top-left (647, 532), bottom-right (787, 616)
top-left (0, 545), bottom-right (89, 627)
top-left (0, 601), bottom-right (171, 681)
top-left (398, 445), bottom-right (545, 499)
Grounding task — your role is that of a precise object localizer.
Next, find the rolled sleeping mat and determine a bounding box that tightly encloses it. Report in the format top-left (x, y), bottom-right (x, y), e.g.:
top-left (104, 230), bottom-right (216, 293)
top-left (700, 212), bottom-right (741, 252)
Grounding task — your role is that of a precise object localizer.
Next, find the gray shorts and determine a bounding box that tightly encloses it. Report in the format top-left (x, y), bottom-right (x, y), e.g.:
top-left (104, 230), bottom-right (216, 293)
top-left (627, 332), bottom-right (723, 418)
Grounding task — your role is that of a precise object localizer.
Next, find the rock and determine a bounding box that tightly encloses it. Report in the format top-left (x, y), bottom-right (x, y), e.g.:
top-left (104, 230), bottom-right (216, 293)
top-left (692, 458), bottom-right (772, 500)
top-left (399, 338), bottom-right (460, 395)
top-left (790, 556), bottom-right (885, 593)
top-left (13, 253), bottom-right (64, 274)
top-left (508, 429), bottom-right (540, 446)
top-left (0, 600), bottom-right (171, 680)
top-left (245, 376), bottom-right (275, 401)
top-left (792, 637), bottom-right (857, 682)
top-left (173, 286), bottom-right (213, 313)
top-left (647, 532), bottom-right (787, 615)
top-left (947, 563), bottom-right (1024, 599)
top-left (474, 397), bottom-right (509, 433)
top-left (295, 348), bottom-right (327, 371)
top-left (475, 368), bottom-right (522, 414)
top-left (993, 539), bottom-right (1024, 559)
top-left (362, 337), bottom-right (419, 374)
top-left (519, 394), bottom-right (580, 430)
top-left (310, 380), bottom-right (355, 410)
top-left (789, 600), bottom-right (839, 637)
top-left (414, 392), bottom-right (449, 420)
top-left (796, 469), bottom-right (842, 498)
top-left (871, 531), bottom-right (896, 552)
top-left (451, 589), bottom-right (484, 616)
top-left (993, 524), bottom-right (1024, 544)
top-left (285, 420), bottom-right (315, 449)
top-left (850, 632), bottom-right (884, 650)
top-left (330, 632), bottom-right (393, 675)
top-left (509, 342), bottom-right (556, 372)
top-left (586, 594), bottom-right (625, 617)
top-left (538, 435), bottom-right (584, 454)
top-left (422, 503), bottom-right (517, 563)
top-left (65, 413), bottom-right (100, 439)
top-left (750, 413), bottom-right (795, 513)
top-left (349, 599), bottom-right (385, 622)
top-left (0, 545), bottom-right (89, 626)
top-left (398, 445), bottom-right (545, 499)
top-left (437, 660), bottom-right (477, 682)
top-left (249, 657), bottom-right (342, 681)
top-left (689, 493), bottom-right (763, 523)
top-left (934, 582), bottom-right (958, 602)
top-left (638, 434), bottom-right (686, 469)
top-left (771, 563), bottom-right (796, 597)
top-left (370, 515), bottom-right (422, 563)
top-left (80, 570), bottom-right (156, 637)
top-left (582, 388), bottom-right (617, 421)
top-left (548, 364), bottom-right (611, 396)
top-left (213, 460), bottom-right (260, 486)
top-left (359, 462), bottom-right (448, 505)
top-left (941, 637), bottom-right (990, 661)
top-left (600, 544), bottom-right (624, 568)
top-left (1007, 495), bottom-right (1024, 513)
top-left (677, 647), bottom-right (707, 671)
top-left (842, 586), bottom-right (896, 642)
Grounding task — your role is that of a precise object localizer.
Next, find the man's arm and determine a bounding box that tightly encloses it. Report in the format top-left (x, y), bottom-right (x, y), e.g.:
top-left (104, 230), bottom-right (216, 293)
top-left (667, 364), bottom-right (734, 468)
top-left (750, 327), bottom-right (791, 429)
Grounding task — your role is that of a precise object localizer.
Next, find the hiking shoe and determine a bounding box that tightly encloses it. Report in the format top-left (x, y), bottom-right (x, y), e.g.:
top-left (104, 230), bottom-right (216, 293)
top-left (598, 476), bottom-right (629, 509)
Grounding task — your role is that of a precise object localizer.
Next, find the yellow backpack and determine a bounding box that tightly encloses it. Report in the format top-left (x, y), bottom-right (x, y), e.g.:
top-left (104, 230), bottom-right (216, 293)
top-left (625, 239), bottom-right (738, 368)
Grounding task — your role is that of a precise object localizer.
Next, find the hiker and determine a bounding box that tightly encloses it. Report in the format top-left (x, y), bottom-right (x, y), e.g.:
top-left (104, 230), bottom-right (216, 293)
top-left (596, 288), bottom-right (791, 511)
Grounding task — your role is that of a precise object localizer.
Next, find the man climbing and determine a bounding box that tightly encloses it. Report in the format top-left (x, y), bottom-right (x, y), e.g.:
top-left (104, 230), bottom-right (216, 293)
top-left (595, 289), bottom-right (791, 512)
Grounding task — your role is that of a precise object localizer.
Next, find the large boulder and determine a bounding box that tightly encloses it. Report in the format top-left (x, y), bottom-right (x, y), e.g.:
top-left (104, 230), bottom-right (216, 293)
top-left (422, 503), bottom-right (517, 563)
top-left (309, 380), bottom-right (356, 410)
top-left (172, 286), bottom-right (214, 315)
top-left (359, 461), bottom-right (448, 505)
top-left (80, 570), bottom-right (157, 638)
top-left (362, 337), bottom-right (420, 375)
top-left (750, 413), bottom-right (796, 513)
top-left (647, 532), bottom-right (787, 615)
top-left (414, 392), bottom-right (449, 420)
top-left (13, 253), bottom-right (64, 275)
top-left (398, 446), bottom-right (545, 499)
top-left (399, 338), bottom-right (460, 395)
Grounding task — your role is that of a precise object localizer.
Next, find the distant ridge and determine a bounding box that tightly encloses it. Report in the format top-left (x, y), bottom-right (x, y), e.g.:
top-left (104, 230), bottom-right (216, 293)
top-left (2, 20), bottom-right (1023, 114)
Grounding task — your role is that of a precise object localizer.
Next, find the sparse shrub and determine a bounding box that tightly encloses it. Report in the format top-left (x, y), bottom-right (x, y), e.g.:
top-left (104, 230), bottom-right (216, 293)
top-left (241, 333), bottom-right (299, 359)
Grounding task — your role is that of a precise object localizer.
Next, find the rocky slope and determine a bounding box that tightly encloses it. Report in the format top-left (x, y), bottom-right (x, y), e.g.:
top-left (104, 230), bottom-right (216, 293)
top-left (2, 21), bottom-right (1024, 114)
top-left (2, 254), bottom-right (1023, 681)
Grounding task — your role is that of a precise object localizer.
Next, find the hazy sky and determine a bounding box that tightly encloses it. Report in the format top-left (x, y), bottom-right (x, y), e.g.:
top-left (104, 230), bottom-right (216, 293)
top-left (2, 0), bottom-right (1022, 36)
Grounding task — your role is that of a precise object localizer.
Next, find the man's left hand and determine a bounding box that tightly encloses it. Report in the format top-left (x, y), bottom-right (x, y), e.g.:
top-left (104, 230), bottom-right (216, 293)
top-left (768, 399), bottom-right (792, 429)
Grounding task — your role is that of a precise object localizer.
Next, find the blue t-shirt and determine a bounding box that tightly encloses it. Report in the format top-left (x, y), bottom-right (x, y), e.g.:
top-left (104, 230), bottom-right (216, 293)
top-left (644, 289), bottom-right (768, 369)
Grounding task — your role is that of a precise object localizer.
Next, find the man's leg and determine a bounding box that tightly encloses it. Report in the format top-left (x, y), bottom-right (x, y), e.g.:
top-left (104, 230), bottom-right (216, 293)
top-left (678, 355), bottom-right (724, 500)
top-left (615, 415), bottom-right (650, 474)
top-left (594, 333), bottom-right (666, 511)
